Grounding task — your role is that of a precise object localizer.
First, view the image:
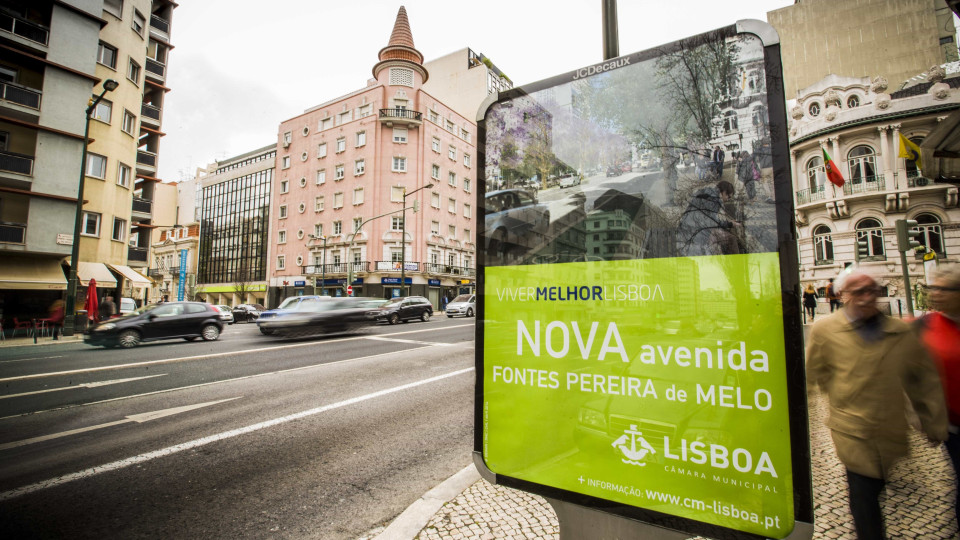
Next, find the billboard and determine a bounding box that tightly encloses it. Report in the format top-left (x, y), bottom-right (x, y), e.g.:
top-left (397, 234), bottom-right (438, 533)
top-left (476, 21), bottom-right (811, 539)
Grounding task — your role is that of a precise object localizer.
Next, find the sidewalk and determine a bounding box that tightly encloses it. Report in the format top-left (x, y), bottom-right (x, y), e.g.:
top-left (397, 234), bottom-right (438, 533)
top-left (374, 390), bottom-right (959, 540)
top-left (0, 331), bottom-right (83, 348)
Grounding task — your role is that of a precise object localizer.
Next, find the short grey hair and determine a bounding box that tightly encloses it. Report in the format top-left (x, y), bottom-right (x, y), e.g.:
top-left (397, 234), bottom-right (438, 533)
top-left (834, 267), bottom-right (878, 294)
top-left (931, 266), bottom-right (960, 288)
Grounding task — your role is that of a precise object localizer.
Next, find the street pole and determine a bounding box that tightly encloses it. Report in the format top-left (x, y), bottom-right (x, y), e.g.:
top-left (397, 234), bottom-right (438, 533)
top-left (322, 235), bottom-right (326, 296)
top-left (400, 182), bottom-right (433, 298)
top-left (63, 79), bottom-right (118, 337)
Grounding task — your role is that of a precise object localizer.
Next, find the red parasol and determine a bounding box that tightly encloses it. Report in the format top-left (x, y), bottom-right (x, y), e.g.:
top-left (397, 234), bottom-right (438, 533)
top-left (84, 278), bottom-right (99, 323)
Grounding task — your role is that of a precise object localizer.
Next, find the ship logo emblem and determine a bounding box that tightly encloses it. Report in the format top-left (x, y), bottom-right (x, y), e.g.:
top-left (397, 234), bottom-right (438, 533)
top-left (612, 424), bottom-right (655, 466)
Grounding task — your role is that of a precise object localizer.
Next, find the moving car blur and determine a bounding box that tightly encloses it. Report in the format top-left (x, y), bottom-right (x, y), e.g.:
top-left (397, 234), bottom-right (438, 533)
top-left (214, 305), bottom-right (234, 324)
top-left (232, 304), bottom-right (264, 323)
top-left (257, 295), bottom-right (331, 335)
top-left (84, 302), bottom-right (224, 348)
top-left (257, 297), bottom-right (385, 338)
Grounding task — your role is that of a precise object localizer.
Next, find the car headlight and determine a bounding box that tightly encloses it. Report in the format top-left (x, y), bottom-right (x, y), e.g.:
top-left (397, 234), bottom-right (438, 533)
top-left (96, 323), bottom-right (116, 331)
top-left (578, 408), bottom-right (607, 430)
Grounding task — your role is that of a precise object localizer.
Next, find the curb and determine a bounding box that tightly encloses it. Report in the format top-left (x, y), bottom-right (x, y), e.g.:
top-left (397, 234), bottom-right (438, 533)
top-left (373, 463), bottom-right (480, 540)
top-left (0, 336), bottom-right (84, 348)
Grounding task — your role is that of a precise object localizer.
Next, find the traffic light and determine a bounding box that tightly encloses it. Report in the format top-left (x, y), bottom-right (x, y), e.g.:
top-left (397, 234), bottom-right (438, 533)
top-left (895, 219), bottom-right (921, 252)
top-left (854, 235), bottom-right (869, 263)
top-left (413, 200), bottom-right (420, 213)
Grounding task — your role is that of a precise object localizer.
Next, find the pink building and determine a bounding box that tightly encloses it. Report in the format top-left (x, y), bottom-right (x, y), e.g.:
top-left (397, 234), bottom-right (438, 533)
top-left (268, 6), bottom-right (476, 307)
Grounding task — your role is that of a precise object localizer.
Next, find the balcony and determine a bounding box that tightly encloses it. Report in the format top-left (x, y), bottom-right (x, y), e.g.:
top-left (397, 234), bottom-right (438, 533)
top-left (0, 12), bottom-right (49, 46)
top-left (795, 187), bottom-right (828, 206)
top-left (131, 196), bottom-right (152, 217)
top-left (0, 222), bottom-right (25, 244)
top-left (147, 268), bottom-right (164, 278)
top-left (906, 170), bottom-right (934, 188)
top-left (145, 58), bottom-right (165, 80)
top-left (128, 246), bottom-right (148, 263)
top-left (842, 176), bottom-right (885, 196)
top-left (141, 103), bottom-right (161, 125)
top-left (0, 81), bottom-right (41, 110)
top-left (150, 14), bottom-right (170, 34)
top-left (0, 150), bottom-right (33, 175)
top-left (375, 260), bottom-right (419, 272)
top-left (137, 150), bottom-right (157, 169)
top-left (379, 108), bottom-right (422, 127)
top-left (425, 263), bottom-right (474, 276)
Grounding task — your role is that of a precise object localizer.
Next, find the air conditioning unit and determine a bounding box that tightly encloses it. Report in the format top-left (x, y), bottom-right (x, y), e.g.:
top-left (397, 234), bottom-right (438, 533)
top-left (282, 141), bottom-right (290, 148)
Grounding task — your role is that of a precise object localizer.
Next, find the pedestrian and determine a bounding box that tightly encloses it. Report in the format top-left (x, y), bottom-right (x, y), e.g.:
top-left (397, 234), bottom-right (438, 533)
top-left (736, 150), bottom-right (759, 200)
top-left (441, 295), bottom-right (448, 312)
top-left (802, 283), bottom-right (818, 322)
top-left (99, 295), bottom-right (117, 320)
top-left (827, 278), bottom-right (841, 312)
top-left (676, 180), bottom-right (742, 256)
top-left (711, 145), bottom-right (725, 179)
top-left (915, 268), bottom-right (960, 529)
top-left (806, 268), bottom-right (947, 540)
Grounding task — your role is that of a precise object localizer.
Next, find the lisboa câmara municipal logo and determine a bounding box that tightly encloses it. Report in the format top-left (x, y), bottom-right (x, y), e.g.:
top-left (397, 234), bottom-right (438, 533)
top-left (611, 424), bottom-right (655, 466)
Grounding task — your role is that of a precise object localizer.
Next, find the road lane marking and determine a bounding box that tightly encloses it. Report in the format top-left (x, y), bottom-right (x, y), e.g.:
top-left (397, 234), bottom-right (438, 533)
top-left (363, 336), bottom-right (455, 346)
top-left (0, 356), bottom-right (64, 364)
top-left (0, 344), bottom-right (475, 421)
top-left (0, 375), bottom-right (167, 400)
top-left (0, 368), bottom-right (473, 502)
top-left (0, 397), bottom-right (239, 451)
top-left (0, 323), bottom-right (474, 383)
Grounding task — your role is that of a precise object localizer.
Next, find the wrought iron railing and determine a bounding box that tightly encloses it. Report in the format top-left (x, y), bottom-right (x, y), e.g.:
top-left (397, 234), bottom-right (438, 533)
top-left (147, 268), bottom-right (164, 278)
top-left (424, 263), bottom-right (475, 276)
top-left (0, 81), bottom-right (40, 109)
top-left (302, 261), bottom-right (370, 274)
top-left (0, 150), bottom-right (33, 175)
top-left (842, 176), bottom-right (885, 195)
top-left (379, 108), bottom-right (423, 122)
top-left (795, 187), bottom-right (828, 205)
top-left (0, 223), bottom-right (25, 243)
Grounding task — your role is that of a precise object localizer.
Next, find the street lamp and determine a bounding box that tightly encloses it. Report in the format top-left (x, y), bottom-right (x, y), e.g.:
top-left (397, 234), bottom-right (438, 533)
top-left (400, 182), bottom-right (433, 297)
top-left (63, 78), bottom-right (119, 337)
top-left (308, 234), bottom-right (327, 295)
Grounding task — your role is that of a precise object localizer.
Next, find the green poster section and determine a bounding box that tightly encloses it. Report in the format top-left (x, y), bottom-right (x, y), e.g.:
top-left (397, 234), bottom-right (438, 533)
top-left (483, 253), bottom-right (794, 537)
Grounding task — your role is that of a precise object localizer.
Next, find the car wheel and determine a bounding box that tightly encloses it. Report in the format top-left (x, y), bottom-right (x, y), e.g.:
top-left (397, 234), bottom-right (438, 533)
top-left (117, 330), bottom-right (140, 348)
top-left (184, 336), bottom-right (198, 341)
top-left (259, 327), bottom-right (274, 335)
top-left (421, 311), bottom-right (431, 322)
top-left (389, 313), bottom-right (400, 325)
top-left (467, 308), bottom-right (474, 317)
top-left (201, 324), bottom-right (220, 341)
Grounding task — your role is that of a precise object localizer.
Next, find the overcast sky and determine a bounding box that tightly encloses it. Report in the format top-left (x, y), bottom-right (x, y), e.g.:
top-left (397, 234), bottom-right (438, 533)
top-left (158, 1), bottom-right (796, 182)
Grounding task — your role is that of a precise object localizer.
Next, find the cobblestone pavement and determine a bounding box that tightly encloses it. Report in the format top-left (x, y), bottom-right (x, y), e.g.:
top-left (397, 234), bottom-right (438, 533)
top-left (414, 391), bottom-right (959, 539)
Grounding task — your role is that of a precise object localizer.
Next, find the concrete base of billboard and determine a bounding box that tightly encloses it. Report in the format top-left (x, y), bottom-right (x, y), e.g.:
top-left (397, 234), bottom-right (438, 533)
top-left (546, 498), bottom-right (691, 539)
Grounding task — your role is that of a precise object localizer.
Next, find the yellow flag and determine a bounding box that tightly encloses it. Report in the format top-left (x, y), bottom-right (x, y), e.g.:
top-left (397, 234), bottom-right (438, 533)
top-left (898, 133), bottom-right (922, 170)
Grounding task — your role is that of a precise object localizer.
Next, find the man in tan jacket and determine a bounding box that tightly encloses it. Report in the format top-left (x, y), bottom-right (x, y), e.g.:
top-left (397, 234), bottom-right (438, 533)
top-left (806, 269), bottom-right (947, 539)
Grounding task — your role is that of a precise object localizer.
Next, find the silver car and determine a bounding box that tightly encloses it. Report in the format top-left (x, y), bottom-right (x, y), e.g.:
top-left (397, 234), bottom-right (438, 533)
top-left (445, 294), bottom-right (475, 318)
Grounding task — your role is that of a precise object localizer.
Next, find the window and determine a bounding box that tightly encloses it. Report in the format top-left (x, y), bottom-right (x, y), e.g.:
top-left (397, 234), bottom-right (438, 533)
top-left (432, 137), bottom-right (440, 152)
top-left (117, 163), bottom-right (131, 188)
top-left (393, 128), bottom-right (408, 143)
top-left (127, 59), bottom-right (141, 85)
top-left (298, 202), bottom-right (306, 214)
top-left (320, 117), bottom-right (333, 131)
top-left (97, 42), bottom-right (117, 69)
top-left (391, 216), bottom-right (404, 230)
top-left (448, 224), bottom-right (456, 237)
top-left (86, 153), bottom-right (107, 178)
top-left (316, 169), bottom-right (326, 185)
top-left (855, 218), bottom-right (885, 260)
top-left (846, 95), bottom-right (860, 108)
top-left (812, 225), bottom-right (834, 264)
top-left (353, 217), bottom-right (363, 232)
top-left (390, 248), bottom-right (403, 263)
top-left (461, 129), bottom-right (471, 143)
top-left (278, 230), bottom-right (287, 244)
top-left (806, 156), bottom-right (826, 192)
top-left (915, 213), bottom-right (944, 255)
top-left (335, 138), bottom-right (346, 153)
top-left (333, 192), bottom-right (344, 209)
top-left (317, 143), bottom-right (327, 158)
top-left (338, 110), bottom-right (352, 125)
top-left (315, 196), bottom-right (324, 212)
top-left (431, 192), bottom-right (440, 208)
top-left (431, 164), bottom-right (440, 180)
top-left (464, 178), bottom-right (471, 193)
top-left (333, 221), bottom-right (342, 235)
top-left (448, 198), bottom-right (456, 213)
top-left (448, 172), bottom-right (457, 187)
top-left (464, 203), bottom-right (471, 218)
top-left (448, 146), bottom-right (457, 160)
top-left (279, 205), bottom-right (288, 219)
top-left (354, 159), bottom-right (365, 176)
top-left (300, 151), bottom-right (308, 162)
top-left (356, 131), bottom-right (366, 147)
top-left (282, 156), bottom-right (291, 169)
top-left (299, 177), bottom-right (307, 187)
top-left (103, 0), bottom-right (122, 18)
top-left (121, 110), bottom-right (136, 135)
top-left (905, 136), bottom-right (924, 178)
top-left (464, 154), bottom-right (471, 168)
top-left (392, 157), bottom-right (407, 172)
top-left (132, 9), bottom-right (146, 36)
top-left (429, 110), bottom-right (439, 123)
top-left (283, 131), bottom-right (292, 145)
top-left (277, 255), bottom-right (285, 270)
top-left (722, 110), bottom-right (738, 133)
top-left (464, 229), bottom-right (471, 242)
top-left (808, 102), bottom-right (820, 117)
top-left (92, 98), bottom-right (112, 123)
top-left (445, 119), bottom-right (456, 133)
top-left (391, 186), bottom-right (405, 202)
top-left (358, 104), bottom-right (372, 118)
top-left (847, 145), bottom-right (877, 183)
top-left (431, 220), bottom-right (440, 234)
top-left (353, 187), bottom-right (364, 205)
top-left (112, 217), bottom-right (126, 241)
top-left (335, 164), bottom-right (345, 180)
top-left (296, 255), bottom-right (303, 266)
top-left (82, 212), bottom-right (101, 236)
top-left (280, 179), bottom-right (289, 194)
top-left (314, 223), bottom-right (323, 237)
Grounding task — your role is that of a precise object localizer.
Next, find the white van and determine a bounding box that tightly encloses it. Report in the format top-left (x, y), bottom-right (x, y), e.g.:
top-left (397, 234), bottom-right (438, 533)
top-left (119, 297), bottom-right (137, 315)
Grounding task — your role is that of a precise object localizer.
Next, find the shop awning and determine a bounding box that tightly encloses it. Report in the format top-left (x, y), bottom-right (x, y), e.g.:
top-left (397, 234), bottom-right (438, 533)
top-left (0, 257), bottom-right (67, 290)
top-left (76, 262), bottom-right (118, 288)
top-left (108, 264), bottom-right (152, 286)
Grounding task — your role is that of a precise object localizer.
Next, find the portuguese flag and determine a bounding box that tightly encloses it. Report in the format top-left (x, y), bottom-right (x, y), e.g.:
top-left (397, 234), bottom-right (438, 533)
top-left (823, 148), bottom-right (845, 188)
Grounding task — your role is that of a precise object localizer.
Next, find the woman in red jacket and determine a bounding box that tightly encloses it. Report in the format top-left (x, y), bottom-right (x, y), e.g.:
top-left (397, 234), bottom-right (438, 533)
top-left (918, 268), bottom-right (960, 528)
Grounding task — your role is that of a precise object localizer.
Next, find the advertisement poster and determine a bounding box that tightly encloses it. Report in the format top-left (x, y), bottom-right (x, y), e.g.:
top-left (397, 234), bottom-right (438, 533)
top-left (479, 25), bottom-right (807, 539)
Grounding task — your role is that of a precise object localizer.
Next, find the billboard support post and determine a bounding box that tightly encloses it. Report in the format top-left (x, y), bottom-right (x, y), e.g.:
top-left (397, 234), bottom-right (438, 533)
top-left (601, 0), bottom-right (618, 60)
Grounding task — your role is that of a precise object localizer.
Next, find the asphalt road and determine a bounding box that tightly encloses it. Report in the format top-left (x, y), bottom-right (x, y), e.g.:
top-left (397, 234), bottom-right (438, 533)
top-left (0, 316), bottom-right (476, 539)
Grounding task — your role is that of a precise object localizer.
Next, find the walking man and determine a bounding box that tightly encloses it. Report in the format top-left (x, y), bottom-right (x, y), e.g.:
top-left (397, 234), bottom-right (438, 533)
top-left (806, 269), bottom-right (947, 539)
top-left (711, 145), bottom-right (725, 179)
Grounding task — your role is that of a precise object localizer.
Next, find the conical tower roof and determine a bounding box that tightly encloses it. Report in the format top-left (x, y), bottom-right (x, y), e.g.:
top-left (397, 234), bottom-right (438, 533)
top-left (373, 6), bottom-right (428, 82)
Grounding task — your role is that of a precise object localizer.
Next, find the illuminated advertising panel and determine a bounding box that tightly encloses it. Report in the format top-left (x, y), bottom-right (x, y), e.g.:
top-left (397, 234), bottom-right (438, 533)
top-left (476, 22), bottom-right (811, 539)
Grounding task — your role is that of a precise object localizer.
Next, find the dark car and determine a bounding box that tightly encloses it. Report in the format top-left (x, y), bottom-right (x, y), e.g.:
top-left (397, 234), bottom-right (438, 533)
top-left (258, 297), bottom-right (378, 338)
top-left (232, 303), bottom-right (264, 323)
top-left (257, 296), bottom-right (331, 334)
top-left (84, 302), bottom-right (224, 348)
top-left (606, 166), bottom-right (621, 177)
top-left (372, 296), bottom-right (433, 325)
